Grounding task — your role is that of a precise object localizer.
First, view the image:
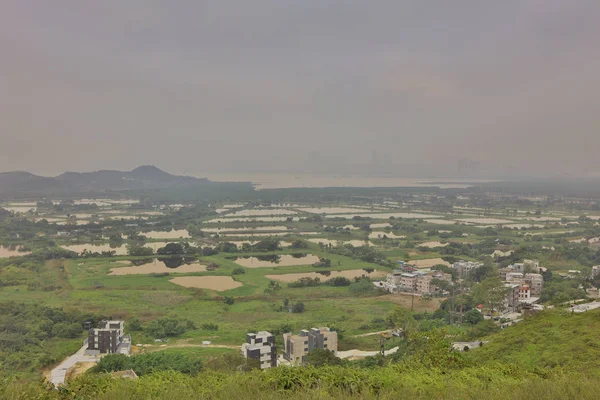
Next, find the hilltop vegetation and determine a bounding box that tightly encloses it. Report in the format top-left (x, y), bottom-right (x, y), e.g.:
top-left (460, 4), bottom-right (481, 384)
top-left (468, 309), bottom-right (600, 370)
top-left (0, 310), bottom-right (599, 399)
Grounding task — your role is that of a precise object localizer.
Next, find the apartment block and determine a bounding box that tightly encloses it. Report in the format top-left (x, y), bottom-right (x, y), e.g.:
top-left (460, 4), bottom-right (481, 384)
top-left (87, 320), bottom-right (130, 355)
top-left (504, 284), bottom-right (520, 312)
top-left (242, 331), bottom-right (277, 369)
top-left (283, 327), bottom-right (338, 364)
top-left (380, 268), bottom-right (452, 295)
top-left (452, 260), bottom-right (483, 279)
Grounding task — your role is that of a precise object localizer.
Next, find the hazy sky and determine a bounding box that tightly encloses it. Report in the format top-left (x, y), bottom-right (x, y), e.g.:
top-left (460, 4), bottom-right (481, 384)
top-left (1, 1), bottom-right (599, 178)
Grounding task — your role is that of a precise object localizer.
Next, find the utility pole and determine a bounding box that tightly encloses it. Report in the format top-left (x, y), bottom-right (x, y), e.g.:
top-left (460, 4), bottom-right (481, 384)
top-left (411, 283), bottom-right (415, 312)
top-left (450, 283), bottom-right (455, 325)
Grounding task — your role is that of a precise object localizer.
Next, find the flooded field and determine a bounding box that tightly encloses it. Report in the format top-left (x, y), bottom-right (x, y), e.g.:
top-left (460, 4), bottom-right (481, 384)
top-left (524, 216), bottom-right (563, 222)
top-left (202, 226), bottom-right (288, 233)
top-left (206, 217), bottom-right (300, 223)
top-left (227, 241), bottom-right (292, 248)
top-left (503, 224), bottom-right (545, 229)
top-left (324, 212), bottom-right (440, 220)
top-left (266, 269), bottom-right (386, 283)
top-left (233, 254), bottom-right (321, 268)
top-left (408, 258), bottom-right (451, 268)
top-left (424, 219), bottom-right (458, 225)
top-left (169, 276), bottom-right (242, 291)
top-left (0, 244), bottom-right (31, 258)
top-left (203, 173), bottom-right (488, 189)
top-left (226, 209), bottom-right (298, 217)
top-left (142, 230), bottom-right (191, 239)
top-left (142, 241), bottom-right (188, 252)
top-left (108, 258), bottom-right (206, 275)
top-left (296, 207), bottom-right (370, 214)
top-left (370, 223), bottom-right (392, 229)
top-left (221, 232), bottom-right (291, 238)
top-left (417, 241), bottom-right (448, 248)
top-left (2, 206), bottom-right (37, 213)
top-left (61, 243), bottom-right (129, 255)
top-left (369, 232), bottom-right (406, 239)
top-left (307, 238), bottom-right (371, 247)
top-left (455, 218), bottom-right (514, 224)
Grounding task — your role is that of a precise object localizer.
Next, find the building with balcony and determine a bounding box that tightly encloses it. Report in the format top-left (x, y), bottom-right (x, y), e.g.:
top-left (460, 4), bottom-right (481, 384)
top-left (87, 320), bottom-right (130, 355)
top-left (283, 327), bottom-right (338, 364)
top-left (242, 331), bottom-right (277, 369)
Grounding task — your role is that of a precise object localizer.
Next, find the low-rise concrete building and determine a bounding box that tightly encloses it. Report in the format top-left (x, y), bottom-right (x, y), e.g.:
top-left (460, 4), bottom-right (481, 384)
top-left (242, 331), bottom-right (277, 369)
top-left (87, 320), bottom-right (130, 355)
top-left (380, 269), bottom-right (452, 295)
top-left (504, 284), bottom-right (520, 313)
top-left (505, 272), bottom-right (544, 296)
top-left (452, 260), bottom-right (483, 279)
top-left (283, 327), bottom-right (338, 364)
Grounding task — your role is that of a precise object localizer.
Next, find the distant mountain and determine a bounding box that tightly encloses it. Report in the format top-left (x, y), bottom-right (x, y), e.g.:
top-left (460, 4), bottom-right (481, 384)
top-left (0, 166), bottom-right (213, 197)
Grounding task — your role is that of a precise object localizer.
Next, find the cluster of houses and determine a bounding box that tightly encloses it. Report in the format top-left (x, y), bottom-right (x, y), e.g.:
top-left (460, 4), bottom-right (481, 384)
top-left (499, 259), bottom-right (545, 311)
top-left (242, 327), bottom-right (338, 369)
top-left (373, 261), bottom-right (452, 295)
top-left (374, 259), bottom-right (546, 314)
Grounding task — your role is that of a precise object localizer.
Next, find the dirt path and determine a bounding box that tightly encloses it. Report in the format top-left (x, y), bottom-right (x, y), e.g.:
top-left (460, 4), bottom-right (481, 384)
top-left (66, 362), bottom-right (96, 381)
top-left (353, 330), bottom-right (390, 338)
top-left (337, 346), bottom-right (399, 360)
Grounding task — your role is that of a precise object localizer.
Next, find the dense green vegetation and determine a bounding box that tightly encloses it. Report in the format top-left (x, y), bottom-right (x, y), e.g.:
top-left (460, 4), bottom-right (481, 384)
top-left (0, 303), bottom-right (99, 375)
top-left (2, 310), bottom-right (600, 399)
top-left (2, 181), bottom-right (600, 399)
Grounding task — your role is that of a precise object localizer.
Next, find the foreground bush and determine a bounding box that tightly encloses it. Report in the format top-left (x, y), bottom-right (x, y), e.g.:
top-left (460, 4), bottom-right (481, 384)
top-left (1, 365), bottom-right (599, 400)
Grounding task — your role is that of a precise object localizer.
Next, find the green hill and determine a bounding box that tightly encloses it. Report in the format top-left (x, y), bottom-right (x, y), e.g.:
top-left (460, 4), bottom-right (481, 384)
top-left (468, 309), bottom-right (600, 370)
top-left (2, 310), bottom-right (600, 399)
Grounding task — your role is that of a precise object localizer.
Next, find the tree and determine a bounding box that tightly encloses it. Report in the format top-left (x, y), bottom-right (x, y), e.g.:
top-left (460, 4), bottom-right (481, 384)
top-left (432, 264), bottom-right (458, 281)
top-left (127, 245), bottom-right (154, 257)
top-left (349, 278), bottom-right (374, 294)
top-left (304, 349), bottom-right (343, 367)
top-left (472, 277), bottom-right (509, 315)
top-left (231, 267), bottom-right (246, 275)
top-left (157, 243), bottom-right (185, 255)
top-left (387, 308), bottom-right (418, 341)
top-left (463, 309), bottom-right (484, 325)
top-left (223, 297), bottom-right (235, 306)
top-left (290, 240), bottom-right (308, 249)
top-left (127, 317), bottom-right (143, 332)
top-left (291, 302), bottom-right (305, 313)
top-left (146, 318), bottom-right (191, 338)
top-left (471, 265), bottom-right (495, 283)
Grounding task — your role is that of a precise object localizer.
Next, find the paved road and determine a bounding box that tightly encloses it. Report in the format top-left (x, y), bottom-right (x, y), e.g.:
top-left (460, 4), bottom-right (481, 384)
top-left (337, 346), bottom-right (399, 360)
top-left (49, 344), bottom-right (100, 387)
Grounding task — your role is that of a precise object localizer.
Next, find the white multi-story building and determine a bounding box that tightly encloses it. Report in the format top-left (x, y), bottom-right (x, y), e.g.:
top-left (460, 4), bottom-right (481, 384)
top-left (380, 269), bottom-right (451, 294)
top-left (452, 260), bottom-right (483, 279)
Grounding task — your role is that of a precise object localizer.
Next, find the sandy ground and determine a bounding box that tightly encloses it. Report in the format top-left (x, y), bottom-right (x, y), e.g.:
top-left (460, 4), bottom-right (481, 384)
top-left (169, 276), bottom-right (242, 290)
top-left (266, 269), bottom-right (386, 283)
top-left (66, 362), bottom-right (96, 381)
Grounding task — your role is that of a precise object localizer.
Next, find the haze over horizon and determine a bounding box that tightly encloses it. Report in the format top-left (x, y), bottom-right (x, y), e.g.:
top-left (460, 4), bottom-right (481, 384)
top-left (1, 1), bottom-right (599, 179)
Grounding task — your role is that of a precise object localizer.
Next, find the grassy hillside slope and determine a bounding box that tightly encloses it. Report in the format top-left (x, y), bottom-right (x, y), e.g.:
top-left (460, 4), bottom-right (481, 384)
top-left (468, 309), bottom-right (600, 370)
